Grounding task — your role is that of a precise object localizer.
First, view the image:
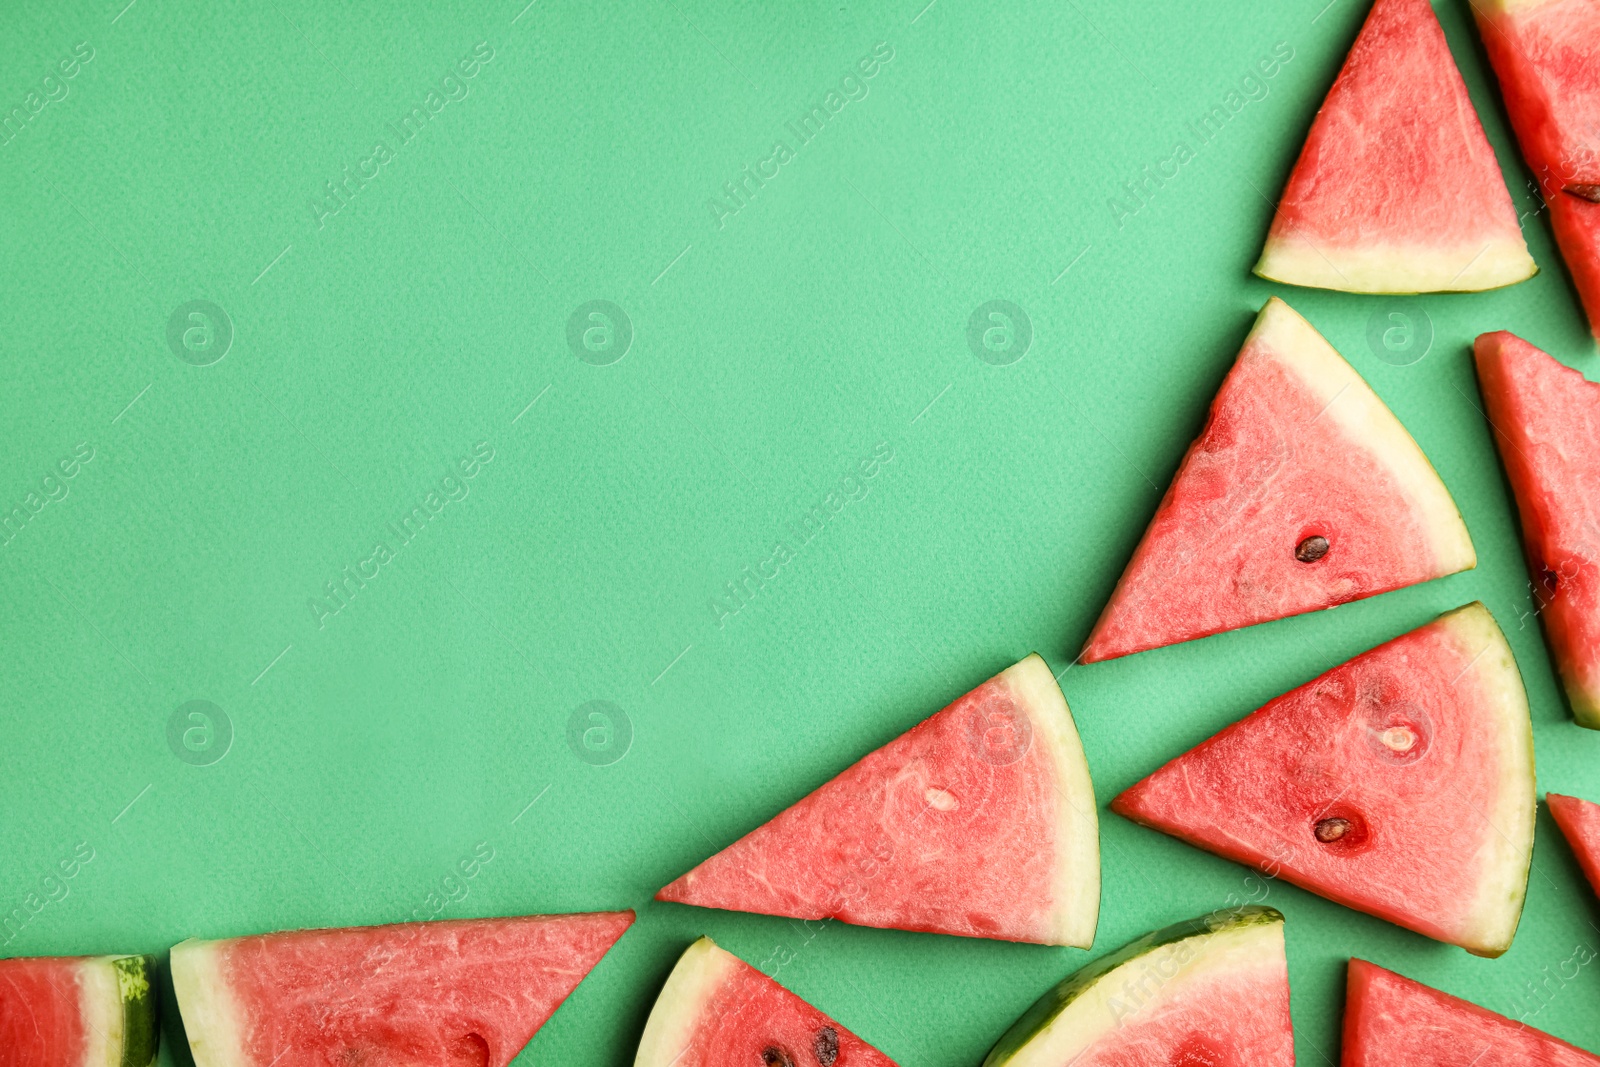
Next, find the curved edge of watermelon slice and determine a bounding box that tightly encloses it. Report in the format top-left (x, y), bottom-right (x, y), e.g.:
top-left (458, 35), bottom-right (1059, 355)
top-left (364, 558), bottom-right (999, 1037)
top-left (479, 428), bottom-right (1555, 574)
top-left (1257, 299), bottom-right (1477, 578)
top-left (169, 938), bottom-right (249, 1067)
top-left (633, 938), bottom-right (735, 1067)
top-left (1004, 653), bottom-right (1102, 948)
top-left (75, 954), bottom-right (161, 1067)
top-left (1254, 240), bottom-right (1538, 295)
top-left (981, 907), bottom-right (1286, 1067)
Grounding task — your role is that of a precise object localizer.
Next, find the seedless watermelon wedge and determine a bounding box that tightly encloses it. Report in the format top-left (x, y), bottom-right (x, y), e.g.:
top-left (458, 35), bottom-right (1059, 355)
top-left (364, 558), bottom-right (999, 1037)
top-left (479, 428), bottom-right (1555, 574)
top-left (1342, 958), bottom-right (1600, 1066)
top-left (1548, 793), bottom-right (1600, 897)
top-left (0, 954), bottom-right (158, 1067)
top-left (981, 907), bottom-right (1293, 1067)
top-left (656, 654), bottom-right (1099, 947)
top-left (1475, 331), bottom-right (1600, 728)
top-left (1114, 603), bottom-right (1536, 956)
top-left (170, 911), bottom-right (633, 1067)
top-left (634, 938), bottom-right (897, 1067)
top-left (1474, 0), bottom-right (1600, 338)
top-left (1081, 298), bottom-right (1474, 663)
top-left (1254, 0), bottom-right (1536, 293)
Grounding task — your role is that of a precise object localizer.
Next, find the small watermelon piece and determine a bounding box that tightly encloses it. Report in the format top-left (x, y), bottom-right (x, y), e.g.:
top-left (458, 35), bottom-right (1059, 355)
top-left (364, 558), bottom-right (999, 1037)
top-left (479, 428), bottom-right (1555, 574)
top-left (1474, 0), bottom-right (1600, 338)
top-left (169, 911), bottom-right (633, 1067)
top-left (1113, 603), bottom-right (1536, 957)
top-left (1342, 958), bottom-right (1600, 1065)
top-left (1081, 298), bottom-right (1475, 663)
top-left (1254, 0), bottom-right (1535, 293)
top-left (0, 954), bottom-right (159, 1067)
top-left (981, 907), bottom-right (1293, 1067)
top-left (1548, 793), bottom-right (1600, 897)
top-left (656, 654), bottom-right (1100, 947)
top-left (1475, 331), bottom-right (1600, 729)
top-left (635, 937), bottom-right (897, 1067)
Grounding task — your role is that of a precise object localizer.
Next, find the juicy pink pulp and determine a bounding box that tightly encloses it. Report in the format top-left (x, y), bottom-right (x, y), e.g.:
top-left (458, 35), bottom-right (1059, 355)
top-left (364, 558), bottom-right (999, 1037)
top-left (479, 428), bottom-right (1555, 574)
top-left (1113, 615), bottom-right (1510, 948)
top-left (218, 912), bottom-right (633, 1067)
top-left (1083, 326), bottom-right (1445, 662)
top-left (1548, 793), bottom-right (1600, 897)
top-left (1475, 332), bottom-right (1600, 722)
top-left (0, 957), bottom-right (87, 1067)
top-left (657, 674), bottom-right (1066, 943)
top-left (1342, 959), bottom-right (1600, 1066)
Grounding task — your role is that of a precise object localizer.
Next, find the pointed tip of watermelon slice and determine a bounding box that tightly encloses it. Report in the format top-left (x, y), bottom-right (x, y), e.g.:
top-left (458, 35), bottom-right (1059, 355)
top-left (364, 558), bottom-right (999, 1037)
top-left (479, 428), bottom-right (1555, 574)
top-left (1547, 792), bottom-right (1600, 898)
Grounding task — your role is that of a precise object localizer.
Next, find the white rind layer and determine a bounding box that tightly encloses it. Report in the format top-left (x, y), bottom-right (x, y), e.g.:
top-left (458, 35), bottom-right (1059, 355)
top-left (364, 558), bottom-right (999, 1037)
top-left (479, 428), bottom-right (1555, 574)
top-left (1000, 654), bottom-right (1101, 949)
top-left (170, 938), bottom-right (251, 1067)
top-left (633, 938), bottom-right (738, 1067)
top-left (1003, 918), bottom-right (1286, 1067)
top-left (1439, 604), bottom-right (1536, 956)
top-left (1251, 297), bottom-right (1476, 576)
top-left (77, 957), bottom-right (122, 1067)
top-left (1254, 237), bottom-right (1537, 294)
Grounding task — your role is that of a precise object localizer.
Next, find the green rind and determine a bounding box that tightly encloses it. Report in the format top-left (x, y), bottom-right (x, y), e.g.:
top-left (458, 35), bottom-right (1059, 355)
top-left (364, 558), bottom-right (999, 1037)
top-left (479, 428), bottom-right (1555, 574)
top-left (981, 906), bottom-right (1283, 1067)
top-left (111, 955), bottom-right (160, 1067)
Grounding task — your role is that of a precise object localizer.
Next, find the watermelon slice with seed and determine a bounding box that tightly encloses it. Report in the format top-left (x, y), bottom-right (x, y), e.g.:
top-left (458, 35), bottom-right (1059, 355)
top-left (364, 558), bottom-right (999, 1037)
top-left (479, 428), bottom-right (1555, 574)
top-left (656, 654), bottom-right (1100, 946)
top-left (1113, 603), bottom-right (1535, 956)
top-left (1254, 0), bottom-right (1535, 293)
top-left (1081, 298), bottom-right (1475, 663)
top-left (1549, 793), bottom-right (1600, 897)
top-left (1343, 958), bottom-right (1600, 1065)
top-left (981, 907), bottom-right (1293, 1067)
top-left (1475, 331), bottom-right (1600, 729)
top-left (0, 954), bottom-right (159, 1067)
top-left (169, 911), bottom-right (632, 1067)
top-left (635, 937), bottom-right (897, 1067)
top-left (1474, 0), bottom-right (1600, 338)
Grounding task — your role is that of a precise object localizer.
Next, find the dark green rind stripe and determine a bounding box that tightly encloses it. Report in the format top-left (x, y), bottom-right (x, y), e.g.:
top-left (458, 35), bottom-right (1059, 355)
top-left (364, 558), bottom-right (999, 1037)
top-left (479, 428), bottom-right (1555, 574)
top-left (112, 955), bottom-right (160, 1067)
top-left (981, 906), bottom-right (1284, 1067)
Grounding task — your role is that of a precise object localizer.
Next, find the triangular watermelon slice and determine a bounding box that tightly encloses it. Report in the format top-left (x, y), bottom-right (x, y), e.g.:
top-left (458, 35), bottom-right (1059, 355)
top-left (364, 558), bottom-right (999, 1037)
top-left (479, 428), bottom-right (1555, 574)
top-left (656, 654), bottom-right (1100, 947)
top-left (1474, 0), bottom-right (1600, 338)
top-left (1475, 331), bottom-right (1600, 729)
top-left (1081, 298), bottom-right (1475, 663)
top-left (1549, 792), bottom-right (1600, 898)
top-left (0, 954), bottom-right (159, 1067)
top-left (981, 907), bottom-right (1293, 1067)
top-left (169, 911), bottom-right (633, 1067)
top-left (1113, 603), bottom-right (1536, 957)
top-left (635, 937), bottom-right (898, 1067)
top-left (1254, 0), bottom-right (1536, 293)
top-left (1342, 958), bottom-right (1600, 1065)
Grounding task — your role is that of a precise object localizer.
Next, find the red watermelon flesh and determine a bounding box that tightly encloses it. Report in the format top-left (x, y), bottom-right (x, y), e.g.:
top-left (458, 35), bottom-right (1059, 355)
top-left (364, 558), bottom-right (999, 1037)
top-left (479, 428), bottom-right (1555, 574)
top-left (1549, 792), bottom-right (1600, 897)
top-left (1081, 298), bottom-right (1475, 663)
top-left (0, 954), bottom-right (158, 1067)
top-left (634, 938), bottom-right (897, 1067)
top-left (1342, 958), bottom-right (1600, 1066)
top-left (169, 911), bottom-right (633, 1067)
top-left (1113, 603), bottom-right (1536, 957)
top-left (655, 654), bottom-right (1100, 947)
top-left (1474, 0), bottom-right (1600, 337)
top-left (1255, 0), bottom-right (1535, 293)
top-left (1475, 331), bottom-right (1600, 728)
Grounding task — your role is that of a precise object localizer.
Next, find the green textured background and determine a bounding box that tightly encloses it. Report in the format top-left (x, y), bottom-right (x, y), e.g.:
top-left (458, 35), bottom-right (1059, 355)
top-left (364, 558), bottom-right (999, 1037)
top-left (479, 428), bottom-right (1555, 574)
top-left (2, 0), bottom-right (1598, 1063)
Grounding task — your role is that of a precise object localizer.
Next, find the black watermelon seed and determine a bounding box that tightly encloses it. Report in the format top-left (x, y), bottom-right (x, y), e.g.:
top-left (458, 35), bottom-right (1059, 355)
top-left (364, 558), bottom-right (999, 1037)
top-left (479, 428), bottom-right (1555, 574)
top-left (1314, 817), bottom-right (1352, 843)
top-left (1296, 535), bottom-right (1330, 563)
top-left (814, 1027), bottom-right (839, 1067)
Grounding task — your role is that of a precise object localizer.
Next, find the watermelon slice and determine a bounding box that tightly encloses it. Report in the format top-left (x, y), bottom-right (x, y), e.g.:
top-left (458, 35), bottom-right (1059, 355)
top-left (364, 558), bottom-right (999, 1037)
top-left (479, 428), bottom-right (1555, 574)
top-left (1475, 331), bottom-right (1600, 729)
top-left (1342, 958), bottom-right (1600, 1066)
top-left (1254, 0), bottom-right (1536, 293)
top-left (1081, 298), bottom-right (1475, 663)
top-left (0, 954), bottom-right (158, 1067)
top-left (1548, 792), bottom-right (1600, 897)
top-left (656, 654), bottom-right (1100, 947)
top-left (1474, 0), bottom-right (1600, 338)
top-left (981, 907), bottom-right (1293, 1067)
top-left (635, 937), bottom-right (897, 1067)
top-left (169, 911), bottom-right (633, 1067)
top-left (1113, 603), bottom-right (1536, 956)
